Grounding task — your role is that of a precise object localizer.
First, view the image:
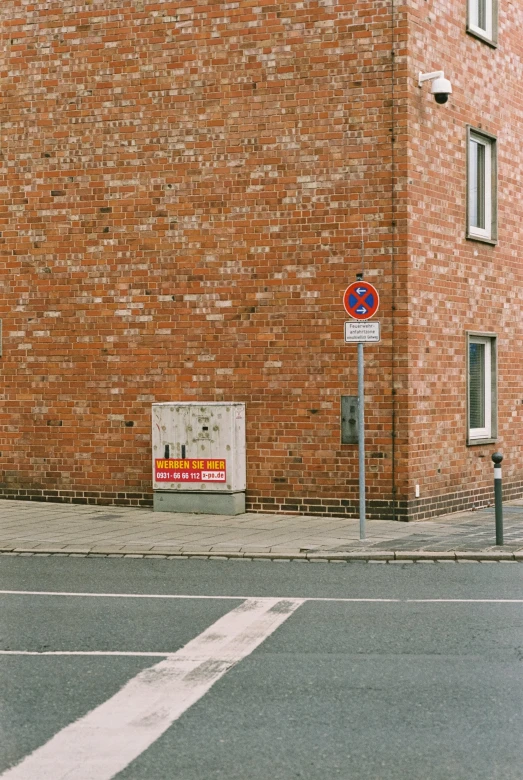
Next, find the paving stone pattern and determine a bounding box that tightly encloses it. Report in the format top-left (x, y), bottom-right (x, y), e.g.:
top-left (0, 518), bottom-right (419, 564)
top-left (0, 499), bottom-right (522, 561)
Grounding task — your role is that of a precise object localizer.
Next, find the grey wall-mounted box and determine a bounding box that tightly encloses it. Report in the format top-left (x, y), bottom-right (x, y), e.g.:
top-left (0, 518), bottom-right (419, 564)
top-left (341, 395), bottom-right (359, 444)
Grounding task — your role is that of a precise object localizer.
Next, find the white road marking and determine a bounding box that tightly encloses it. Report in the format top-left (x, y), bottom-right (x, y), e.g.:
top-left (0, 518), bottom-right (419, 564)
top-left (0, 589), bottom-right (240, 600)
top-left (0, 597), bottom-right (303, 780)
top-left (1, 590), bottom-right (521, 776)
top-left (0, 589), bottom-right (522, 603)
top-left (0, 651), bottom-right (175, 657)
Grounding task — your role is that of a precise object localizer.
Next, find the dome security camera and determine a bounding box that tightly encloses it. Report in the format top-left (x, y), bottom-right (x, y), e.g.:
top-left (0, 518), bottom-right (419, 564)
top-left (431, 75), bottom-right (452, 104)
top-left (418, 71), bottom-right (453, 105)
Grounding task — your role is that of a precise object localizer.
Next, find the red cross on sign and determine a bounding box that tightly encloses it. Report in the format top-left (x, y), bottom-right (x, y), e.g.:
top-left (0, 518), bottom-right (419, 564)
top-left (343, 281), bottom-right (379, 320)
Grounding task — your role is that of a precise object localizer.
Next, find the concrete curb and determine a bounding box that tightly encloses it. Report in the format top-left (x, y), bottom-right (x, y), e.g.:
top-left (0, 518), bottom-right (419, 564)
top-left (1, 546), bottom-right (522, 562)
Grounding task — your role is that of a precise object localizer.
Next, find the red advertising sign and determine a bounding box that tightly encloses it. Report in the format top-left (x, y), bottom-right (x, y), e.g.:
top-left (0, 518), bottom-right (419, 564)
top-left (155, 458), bottom-right (226, 483)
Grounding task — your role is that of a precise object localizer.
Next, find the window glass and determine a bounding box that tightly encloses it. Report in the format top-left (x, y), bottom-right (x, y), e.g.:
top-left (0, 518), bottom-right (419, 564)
top-left (469, 341), bottom-right (485, 429)
top-left (469, 139), bottom-right (485, 230)
top-left (477, 0), bottom-right (487, 29)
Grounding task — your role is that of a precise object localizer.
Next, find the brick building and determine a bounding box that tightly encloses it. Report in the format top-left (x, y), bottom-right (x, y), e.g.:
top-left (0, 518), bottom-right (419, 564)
top-left (1, 0), bottom-right (522, 520)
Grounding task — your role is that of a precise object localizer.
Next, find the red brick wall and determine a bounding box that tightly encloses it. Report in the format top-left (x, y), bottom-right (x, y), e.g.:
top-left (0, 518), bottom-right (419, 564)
top-left (406, 0), bottom-right (523, 516)
top-left (0, 0), bottom-right (410, 517)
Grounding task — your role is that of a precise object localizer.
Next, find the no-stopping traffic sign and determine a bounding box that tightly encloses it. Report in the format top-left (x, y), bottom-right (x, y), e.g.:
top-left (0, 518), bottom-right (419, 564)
top-left (343, 281), bottom-right (379, 320)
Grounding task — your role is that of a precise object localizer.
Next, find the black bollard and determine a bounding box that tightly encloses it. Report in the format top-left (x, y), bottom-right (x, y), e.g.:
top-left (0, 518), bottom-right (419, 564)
top-left (492, 452), bottom-right (503, 546)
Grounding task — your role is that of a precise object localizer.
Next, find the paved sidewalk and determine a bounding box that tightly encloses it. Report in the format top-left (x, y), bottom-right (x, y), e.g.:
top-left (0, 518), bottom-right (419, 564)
top-left (1, 498), bottom-right (523, 562)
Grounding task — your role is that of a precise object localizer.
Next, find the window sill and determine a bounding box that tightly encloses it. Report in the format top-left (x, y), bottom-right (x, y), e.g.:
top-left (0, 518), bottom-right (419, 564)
top-left (467, 436), bottom-right (497, 447)
top-left (466, 28), bottom-right (497, 48)
top-left (466, 232), bottom-right (497, 246)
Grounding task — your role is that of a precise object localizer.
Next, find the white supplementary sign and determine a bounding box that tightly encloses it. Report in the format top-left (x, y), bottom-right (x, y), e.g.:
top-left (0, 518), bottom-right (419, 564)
top-left (344, 321), bottom-right (381, 343)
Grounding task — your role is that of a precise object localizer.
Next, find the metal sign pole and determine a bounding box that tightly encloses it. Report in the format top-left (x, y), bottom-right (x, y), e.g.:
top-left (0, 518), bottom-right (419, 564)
top-left (343, 277), bottom-right (379, 543)
top-left (358, 341), bottom-right (366, 540)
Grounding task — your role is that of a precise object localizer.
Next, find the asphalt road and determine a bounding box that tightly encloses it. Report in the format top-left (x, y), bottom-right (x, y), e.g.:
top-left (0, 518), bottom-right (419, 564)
top-left (1, 557), bottom-right (522, 780)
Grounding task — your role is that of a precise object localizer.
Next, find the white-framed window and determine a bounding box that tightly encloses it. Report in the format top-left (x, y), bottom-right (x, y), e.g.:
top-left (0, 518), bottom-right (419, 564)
top-left (467, 128), bottom-right (497, 243)
top-left (467, 333), bottom-right (497, 443)
top-left (467, 0), bottom-right (497, 45)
